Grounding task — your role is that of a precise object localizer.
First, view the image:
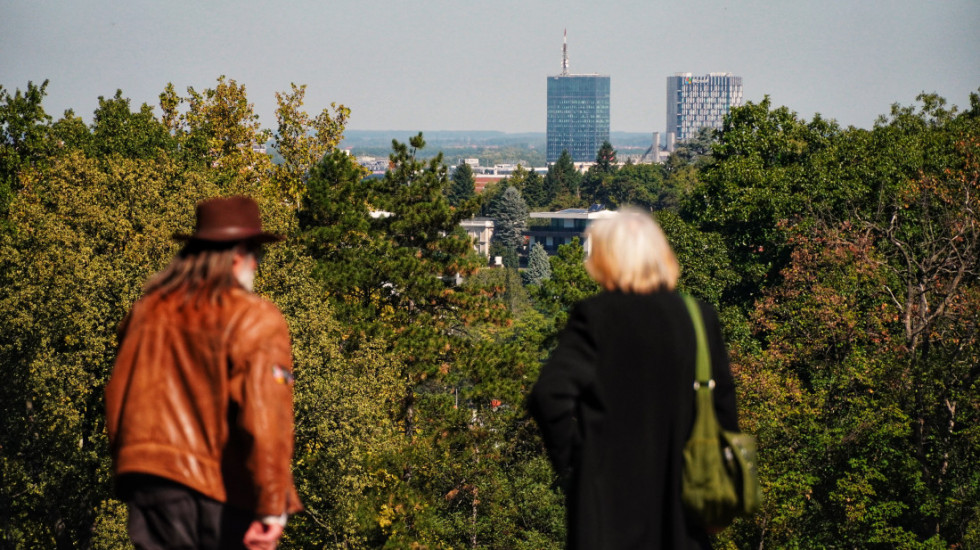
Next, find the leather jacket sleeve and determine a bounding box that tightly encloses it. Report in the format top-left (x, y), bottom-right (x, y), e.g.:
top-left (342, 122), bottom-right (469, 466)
top-left (227, 299), bottom-right (301, 517)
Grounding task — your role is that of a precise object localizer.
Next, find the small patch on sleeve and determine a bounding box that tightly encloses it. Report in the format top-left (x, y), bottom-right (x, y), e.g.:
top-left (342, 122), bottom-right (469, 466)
top-left (272, 365), bottom-right (294, 385)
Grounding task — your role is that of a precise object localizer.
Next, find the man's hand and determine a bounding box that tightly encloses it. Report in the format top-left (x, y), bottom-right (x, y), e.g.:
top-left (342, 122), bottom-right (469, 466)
top-left (243, 520), bottom-right (283, 550)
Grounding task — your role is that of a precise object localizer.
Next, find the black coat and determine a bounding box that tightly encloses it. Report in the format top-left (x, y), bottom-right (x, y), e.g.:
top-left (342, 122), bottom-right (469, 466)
top-left (529, 290), bottom-right (738, 549)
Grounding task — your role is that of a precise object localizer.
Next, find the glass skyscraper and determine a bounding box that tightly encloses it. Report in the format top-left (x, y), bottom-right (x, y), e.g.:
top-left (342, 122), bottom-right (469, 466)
top-left (666, 72), bottom-right (743, 142)
top-left (546, 33), bottom-right (610, 163)
top-left (547, 76), bottom-right (610, 163)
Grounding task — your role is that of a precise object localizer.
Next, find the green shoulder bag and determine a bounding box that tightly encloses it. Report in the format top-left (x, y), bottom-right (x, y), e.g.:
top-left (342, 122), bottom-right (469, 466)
top-left (680, 294), bottom-right (762, 529)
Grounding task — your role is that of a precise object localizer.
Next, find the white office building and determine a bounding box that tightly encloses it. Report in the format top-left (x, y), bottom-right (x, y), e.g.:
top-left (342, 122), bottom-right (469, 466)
top-left (666, 73), bottom-right (743, 142)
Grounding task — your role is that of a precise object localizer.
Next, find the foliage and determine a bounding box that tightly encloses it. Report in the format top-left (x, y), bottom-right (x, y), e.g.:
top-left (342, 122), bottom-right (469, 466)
top-left (0, 149), bottom-right (220, 547)
top-left (523, 242), bottom-right (552, 287)
top-left (489, 186), bottom-right (529, 268)
top-left (0, 80), bottom-right (55, 221)
top-left (657, 209), bottom-right (737, 309)
top-left (160, 76), bottom-right (270, 170)
top-left (466, 267), bottom-right (535, 321)
top-left (501, 164), bottom-right (530, 196)
top-left (533, 238), bottom-right (601, 346)
top-left (716, 92), bottom-right (980, 548)
top-left (273, 83), bottom-right (350, 203)
top-left (4, 79), bottom-right (979, 548)
top-left (264, 248), bottom-right (403, 548)
top-left (578, 142), bottom-right (615, 206)
top-left (91, 90), bottom-right (176, 159)
top-left (541, 150), bottom-right (582, 209)
top-left (671, 126), bottom-right (717, 168)
top-left (448, 161), bottom-right (476, 207)
top-left (522, 167), bottom-right (547, 209)
top-left (598, 163), bottom-right (677, 210)
top-left (594, 140), bottom-right (616, 172)
top-left (0, 77), bottom-right (347, 548)
top-left (297, 132), bottom-right (566, 547)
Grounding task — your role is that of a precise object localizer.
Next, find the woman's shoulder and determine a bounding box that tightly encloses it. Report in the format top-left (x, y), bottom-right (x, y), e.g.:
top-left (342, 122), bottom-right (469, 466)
top-left (579, 289), bottom-right (681, 308)
top-left (574, 290), bottom-right (687, 322)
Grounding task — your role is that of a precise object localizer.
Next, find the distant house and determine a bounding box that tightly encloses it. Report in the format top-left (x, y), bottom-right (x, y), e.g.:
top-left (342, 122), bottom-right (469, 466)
top-left (525, 207), bottom-right (615, 255)
top-left (460, 217), bottom-right (494, 258)
top-left (373, 210), bottom-right (494, 259)
top-left (473, 174), bottom-right (507, 194)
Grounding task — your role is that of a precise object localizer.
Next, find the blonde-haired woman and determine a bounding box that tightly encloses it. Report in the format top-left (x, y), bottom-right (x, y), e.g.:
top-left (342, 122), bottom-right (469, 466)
top-left (530, 207), bottom-right (739, 549)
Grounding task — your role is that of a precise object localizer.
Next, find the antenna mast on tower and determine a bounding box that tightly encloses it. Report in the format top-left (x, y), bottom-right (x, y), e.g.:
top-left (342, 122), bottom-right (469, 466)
top-left (561, 29), bottom-right (569, 76)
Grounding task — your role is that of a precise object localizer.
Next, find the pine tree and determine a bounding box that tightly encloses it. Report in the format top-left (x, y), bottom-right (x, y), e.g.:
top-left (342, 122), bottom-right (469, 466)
top-left (522, 168), bottom-right (546, 209)
top-left (594, 140), bottom-right (616, 172)
top-left (448, 160), bottom-right (476, 206)
top-left (523, 242), bottom-right (552, 286)
top-left (543, 149), bottom-right (582, 208)
top-left (490, 186), bottom-right (528, 267)
top-left (581, 140), bottom-right (617, 205)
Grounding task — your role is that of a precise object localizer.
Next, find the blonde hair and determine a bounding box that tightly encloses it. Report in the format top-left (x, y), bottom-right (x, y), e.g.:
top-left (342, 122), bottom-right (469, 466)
top-left (584, 207), bottom-right (680, 293)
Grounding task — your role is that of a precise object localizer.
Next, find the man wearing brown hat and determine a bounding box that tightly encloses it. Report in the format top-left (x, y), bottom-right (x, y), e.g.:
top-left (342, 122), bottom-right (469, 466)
top-left (106, 196), bottom-right (302, 549)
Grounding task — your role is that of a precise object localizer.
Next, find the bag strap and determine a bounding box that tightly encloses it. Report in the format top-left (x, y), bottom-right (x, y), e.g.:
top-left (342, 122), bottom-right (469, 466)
top-left (681, 293), bottom-right (714, 390)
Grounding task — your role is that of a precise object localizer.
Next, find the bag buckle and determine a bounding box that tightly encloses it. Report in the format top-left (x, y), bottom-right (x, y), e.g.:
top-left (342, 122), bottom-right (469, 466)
top-left (693, 379), bottom-right (716, 390)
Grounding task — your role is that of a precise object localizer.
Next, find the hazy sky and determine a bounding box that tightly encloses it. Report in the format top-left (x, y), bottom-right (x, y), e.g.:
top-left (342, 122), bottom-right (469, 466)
top-left (2, 0), bottom-right (978, 134)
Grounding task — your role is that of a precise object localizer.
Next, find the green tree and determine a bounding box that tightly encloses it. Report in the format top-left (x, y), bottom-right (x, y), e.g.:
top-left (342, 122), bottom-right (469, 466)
top-left (732, 222), bottom-right (929, 548)
top-left (860, 134), bottom-right (980, 545)
top-left (522, 167), bottom-right (547, 209)
top-left (490, 186), bottom-right (529, 268)
top-left (0, 81), bottom-right (55, 220)
top-left (478, 177), bottom-right (507, 217)
top-left (671, 126), bottom-right (717, 167)
top-left (504, 163), bottom-right (530, 195)
top-left (297, 133), bottom-right (568, 547)
top-left (0, 150), bottom-right (222, 547)
top-left (172, 76), bottom-right (272, 167)
top-left (716, 92), bottom-right (980, 548)
top-left (258, 245), bottom-right (403, 549)
top-left (272, 83), bottom-right (350, 203)
top-left (596, 163), bottom-right (675, 210)
top-left (523, 242), bottom-right (552, 286)
top-left (685, 96), bottom-right (844, 310)
top-left (0, 78), bottom-right (353, 547)
top-left (657, 210), bottom-right (737, 310)
top-left (297, 149), bottom-right (377, 319)
top-left (156, 76), bottom-right (279, 199)
top-left (449, 160), bottom-right (476, 207)
top-left (594, 140), bottom-right (616, 172)
top-left (579, 142), bottom-right (616, 205)
top-left (91, 90), bottom-right (176, 159)
top-left (543, 149), bottom-right (582, 208)
top-left (533, 238), bottom-right (600, 344)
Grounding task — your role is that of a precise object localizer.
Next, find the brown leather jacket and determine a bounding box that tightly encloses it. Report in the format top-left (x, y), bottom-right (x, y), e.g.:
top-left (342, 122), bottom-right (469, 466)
top-left (106, 287), bottom-right (303, 517)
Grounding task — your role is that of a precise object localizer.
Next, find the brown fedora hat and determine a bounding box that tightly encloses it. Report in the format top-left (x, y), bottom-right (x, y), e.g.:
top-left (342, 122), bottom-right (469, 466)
top-left (174, 196), bottom-right (284, 243)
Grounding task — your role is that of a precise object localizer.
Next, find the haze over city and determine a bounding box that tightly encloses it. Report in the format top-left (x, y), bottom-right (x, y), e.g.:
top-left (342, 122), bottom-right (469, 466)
top-left (2, 0), bottom-right (978, 134)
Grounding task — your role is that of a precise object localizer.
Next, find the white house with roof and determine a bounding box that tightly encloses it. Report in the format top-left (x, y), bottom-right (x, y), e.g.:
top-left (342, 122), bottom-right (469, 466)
top-left (460, 217), bottom-right (494, 258)
top-left (525, 207), bottom-right (616, 255)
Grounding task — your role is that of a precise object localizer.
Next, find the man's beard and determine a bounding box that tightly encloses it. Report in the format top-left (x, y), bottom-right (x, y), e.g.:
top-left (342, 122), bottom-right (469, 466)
top-left (236, 265), bottom-right (256, 292)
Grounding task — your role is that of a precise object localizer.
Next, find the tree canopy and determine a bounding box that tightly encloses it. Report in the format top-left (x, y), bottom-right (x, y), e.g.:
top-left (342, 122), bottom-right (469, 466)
top-left (448, 160), bottom-right (476, 207)
top-left (2, 79), bottom-right (978, 548)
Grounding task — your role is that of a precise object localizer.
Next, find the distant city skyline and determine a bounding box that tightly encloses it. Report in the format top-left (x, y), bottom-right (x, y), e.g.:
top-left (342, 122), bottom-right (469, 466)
top-left (2, 1), bottom-right (978, 134)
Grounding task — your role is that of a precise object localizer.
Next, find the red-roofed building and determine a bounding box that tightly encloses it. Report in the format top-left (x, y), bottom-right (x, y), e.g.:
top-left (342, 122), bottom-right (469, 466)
top-left (473, 174), bottom-right (507, 194)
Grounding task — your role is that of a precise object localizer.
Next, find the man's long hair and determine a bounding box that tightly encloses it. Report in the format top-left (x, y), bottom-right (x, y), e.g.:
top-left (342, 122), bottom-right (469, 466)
top-left (142, 241), bottom-right (244, 303)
